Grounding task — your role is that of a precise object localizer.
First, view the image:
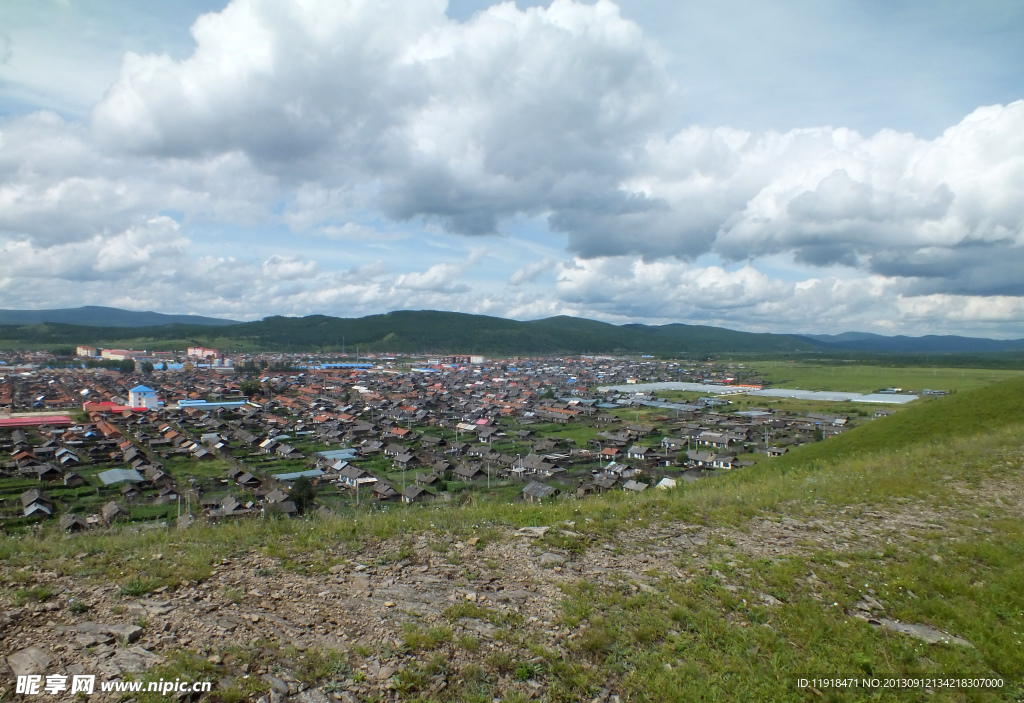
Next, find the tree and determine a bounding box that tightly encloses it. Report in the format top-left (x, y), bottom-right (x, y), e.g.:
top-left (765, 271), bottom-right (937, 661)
top-left (240, 380), bottom-right (262, 397)
top-left (140, 361), bottom-right (155, 376)
top-left (288, 477), bottom-right (317, 515)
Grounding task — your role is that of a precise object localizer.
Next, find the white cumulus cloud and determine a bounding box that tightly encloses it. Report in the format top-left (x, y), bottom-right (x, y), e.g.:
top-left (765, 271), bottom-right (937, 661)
top-left (0, 0), bottom-right (1021, 336)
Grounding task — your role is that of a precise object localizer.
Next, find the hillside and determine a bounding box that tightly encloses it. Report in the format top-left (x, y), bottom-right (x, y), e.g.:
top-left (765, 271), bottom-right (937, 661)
top-left (755, 375), bottom-right (1024, 471)
top-left (805, 331), bottom-right (1024, 353)
top-left (0, 310), bottom-right (822, 355)
top-left (0, 306), bottom-right (237, 328)
top-left (1, 307), bottom-right (1022, 357)
top-left (1, 381), bottom-right (1022, 701)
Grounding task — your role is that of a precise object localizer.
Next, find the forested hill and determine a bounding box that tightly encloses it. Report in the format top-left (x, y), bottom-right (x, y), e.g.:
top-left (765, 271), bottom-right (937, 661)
top-left (0, 310), bottom-right (820, 355)
top-left (2, 309), bottom-right (1022, 356)
top-left (0, 306), bottom-right (237, 327)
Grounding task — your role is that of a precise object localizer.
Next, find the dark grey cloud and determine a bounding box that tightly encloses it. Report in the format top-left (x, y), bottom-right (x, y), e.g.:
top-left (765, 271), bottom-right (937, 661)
top-left (871, 242), bottom-right (1024, 297)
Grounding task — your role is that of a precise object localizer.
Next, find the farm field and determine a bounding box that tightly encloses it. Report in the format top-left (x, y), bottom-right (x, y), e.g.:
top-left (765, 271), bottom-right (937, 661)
top-left (745, 360), bottom-right (1024, 394)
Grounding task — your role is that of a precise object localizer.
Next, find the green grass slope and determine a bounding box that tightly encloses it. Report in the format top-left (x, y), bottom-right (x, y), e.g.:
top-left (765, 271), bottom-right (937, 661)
top-left (760, 376), bottom-right (1024, 471)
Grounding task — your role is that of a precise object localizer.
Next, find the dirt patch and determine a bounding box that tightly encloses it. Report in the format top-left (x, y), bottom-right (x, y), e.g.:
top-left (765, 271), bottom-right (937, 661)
top-left (2, 477), bottom-right (1020, 702)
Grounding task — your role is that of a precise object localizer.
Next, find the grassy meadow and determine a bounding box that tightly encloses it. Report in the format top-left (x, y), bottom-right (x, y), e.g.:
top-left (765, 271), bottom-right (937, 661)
top-left (747, 360), bottom-right (1024, 394)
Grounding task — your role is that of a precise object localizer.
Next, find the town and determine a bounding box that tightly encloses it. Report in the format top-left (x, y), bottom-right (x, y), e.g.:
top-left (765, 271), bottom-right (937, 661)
top-left (1, 347), bottom-right (913, 532)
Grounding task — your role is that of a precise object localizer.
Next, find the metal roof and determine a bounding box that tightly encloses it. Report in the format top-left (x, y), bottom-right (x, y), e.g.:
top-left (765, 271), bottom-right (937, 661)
top-left (747, 389), bottom-right (918, 404)
top-left (522, 481), bottom-right (559, 499)
top-left (317, 449), bottom-right (359, 461)
top-left (597, 382), bottom-right (746, 394)
top-left (97, 468), bottom-right (145, 485)
top-left (272, 469), bottom-right (324, 481)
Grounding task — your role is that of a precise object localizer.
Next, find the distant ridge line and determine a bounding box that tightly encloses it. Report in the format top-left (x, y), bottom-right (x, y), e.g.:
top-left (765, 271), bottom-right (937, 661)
top-left (0, 306), bottom-right (238, 328)
top-left (0, 307), bottom-right (1021, 354)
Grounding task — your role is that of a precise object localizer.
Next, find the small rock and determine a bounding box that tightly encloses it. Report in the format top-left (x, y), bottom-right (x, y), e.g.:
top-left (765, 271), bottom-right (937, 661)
top-left (294, 688), bottom-right (331, 703)
top-left (377, 665), bottom-right (397, 680)
top-left (105, 623), bottom-right (144, 643)
top-left (141, 599), bottom-right (175, 616)
top-left (77, 632), bottom-right (115, 647)
top-left (538, 552), bottom-right (567, 566)
top-left (467, 537), bottom-right (480, 546)
top-left (6, 646), bottom-right (52, 677)
top-left (350, 575), bottom-right (371, 595)
top-left (517, 526), bottom-right (551, 538)
top-left (264, 675), bottom-right (290, 694)
top-left (113, 646), bottom-right (164, 674)
top-left (876, 619), bottom-right (973, 647)
top-left (852, 594), bottom-right (885, 613)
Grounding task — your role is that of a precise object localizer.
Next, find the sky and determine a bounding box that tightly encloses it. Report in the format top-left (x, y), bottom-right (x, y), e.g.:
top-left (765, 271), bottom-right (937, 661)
top-left (1, 0), bottom-right (1024, 337)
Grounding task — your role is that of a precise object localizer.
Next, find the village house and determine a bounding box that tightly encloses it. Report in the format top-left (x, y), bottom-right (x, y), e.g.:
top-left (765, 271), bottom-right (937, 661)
top-left (522, 481), bottom-right (560, 502)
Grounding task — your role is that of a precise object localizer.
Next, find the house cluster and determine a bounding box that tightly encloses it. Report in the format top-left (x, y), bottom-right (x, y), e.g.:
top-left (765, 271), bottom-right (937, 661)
top-left (0, 414), bottom-right (182, 530)
top-left (2, 351), bottom-right (867, 530)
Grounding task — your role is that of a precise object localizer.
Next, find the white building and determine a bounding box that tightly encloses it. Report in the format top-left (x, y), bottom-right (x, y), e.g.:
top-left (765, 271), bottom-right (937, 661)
top-left (128, 385), bottom-right (160, 410)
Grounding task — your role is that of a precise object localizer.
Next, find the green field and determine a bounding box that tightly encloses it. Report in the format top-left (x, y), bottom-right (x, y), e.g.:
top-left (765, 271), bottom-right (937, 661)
top-left (748, 360), bottom-right (1024, 394)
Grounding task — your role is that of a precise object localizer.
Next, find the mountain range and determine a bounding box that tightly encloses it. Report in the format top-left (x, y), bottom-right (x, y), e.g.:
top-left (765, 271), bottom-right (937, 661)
top-left (0, 306), bottom-right (237, 327)
top-left (0, 307), bottom-right (1022, 355)
top-left (803, 332), bottom-right (1024, 353)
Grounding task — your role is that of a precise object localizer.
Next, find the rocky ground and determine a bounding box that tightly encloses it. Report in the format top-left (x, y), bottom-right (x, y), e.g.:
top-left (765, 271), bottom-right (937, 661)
top-left (2, 477), bottom-right (1019, 702)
